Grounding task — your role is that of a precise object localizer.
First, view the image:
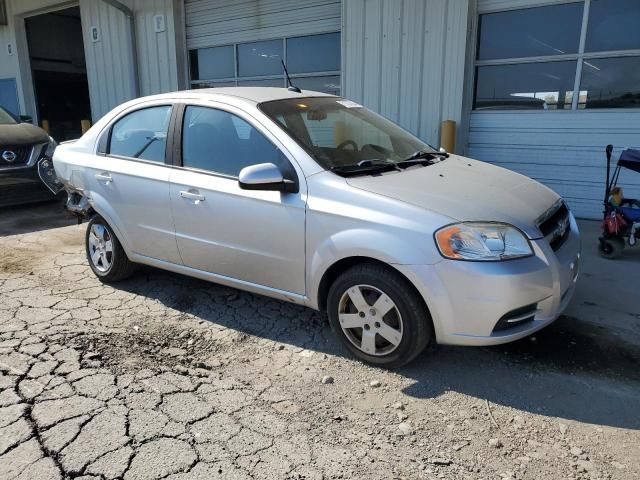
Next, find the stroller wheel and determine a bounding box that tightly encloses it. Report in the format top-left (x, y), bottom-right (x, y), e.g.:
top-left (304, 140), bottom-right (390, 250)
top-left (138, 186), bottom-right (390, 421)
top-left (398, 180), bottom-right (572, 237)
top-left (598, 237), bottom-right (625, 260)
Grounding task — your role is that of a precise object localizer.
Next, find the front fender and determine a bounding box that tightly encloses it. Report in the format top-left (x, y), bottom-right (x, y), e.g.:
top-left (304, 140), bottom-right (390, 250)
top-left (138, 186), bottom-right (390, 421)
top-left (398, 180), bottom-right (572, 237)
top-left (307, 228), bottom-right (441, 309)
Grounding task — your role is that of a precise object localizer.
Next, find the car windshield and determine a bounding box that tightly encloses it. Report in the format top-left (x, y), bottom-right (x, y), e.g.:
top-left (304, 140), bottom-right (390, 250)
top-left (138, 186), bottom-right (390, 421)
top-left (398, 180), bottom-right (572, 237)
top-left (259, 97), bottom-right (437, 172)
top-left (0, 107), bottom-right (17, 125)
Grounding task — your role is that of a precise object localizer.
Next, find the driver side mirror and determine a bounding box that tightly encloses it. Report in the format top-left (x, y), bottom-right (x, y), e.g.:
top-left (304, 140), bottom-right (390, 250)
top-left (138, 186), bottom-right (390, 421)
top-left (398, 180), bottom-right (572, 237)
top-left (19, 115), bottom-right (33, 124)
top-left (439, 147), bottom-right (447, 154)
top-left (238, 163), bottom-right (298, 194)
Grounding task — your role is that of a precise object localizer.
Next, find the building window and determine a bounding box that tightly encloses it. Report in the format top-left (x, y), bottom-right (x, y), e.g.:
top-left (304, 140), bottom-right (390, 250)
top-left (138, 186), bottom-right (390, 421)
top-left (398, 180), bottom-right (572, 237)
top-left (475, 62), bottom-right (577, 110)
top-left (189, 46), bottom-right (234, 81)
top-left (237, 40), bottom-right (283, 78)
top-left (189, 32), bottom-right (341, 96)
top-left (474, 0), bottom-right (640, 110)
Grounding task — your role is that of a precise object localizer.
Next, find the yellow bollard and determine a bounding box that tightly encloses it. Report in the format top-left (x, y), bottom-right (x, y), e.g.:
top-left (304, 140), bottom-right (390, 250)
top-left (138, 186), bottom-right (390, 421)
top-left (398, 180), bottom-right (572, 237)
top-left (333, 120), bottom-right (348, 146)
top-left (41, 119), bottom-right (50, 134)
top-left (81, 119), bottom-right (92, 134)
top-left (440, 120), bottom-right (456, 153)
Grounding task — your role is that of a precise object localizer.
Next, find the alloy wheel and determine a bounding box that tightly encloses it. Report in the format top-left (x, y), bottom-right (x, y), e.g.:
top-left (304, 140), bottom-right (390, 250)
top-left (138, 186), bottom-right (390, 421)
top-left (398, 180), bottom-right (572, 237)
top-left (337, 284), bottom-right (404, 356)
top-left (88, 223), bottom-right (113, 273)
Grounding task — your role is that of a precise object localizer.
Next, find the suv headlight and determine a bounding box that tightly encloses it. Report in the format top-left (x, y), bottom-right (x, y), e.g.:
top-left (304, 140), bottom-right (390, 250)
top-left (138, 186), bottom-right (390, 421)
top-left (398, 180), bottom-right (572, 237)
top-left (44, 136), bottom-right (57, 158)
top-left (435, 222), bottom-right (533, 261)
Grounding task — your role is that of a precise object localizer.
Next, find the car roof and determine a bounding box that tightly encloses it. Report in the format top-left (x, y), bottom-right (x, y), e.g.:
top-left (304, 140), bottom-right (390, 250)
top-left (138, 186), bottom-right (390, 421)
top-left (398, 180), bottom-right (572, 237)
top-left (150, 87), bottom-right (338, 104)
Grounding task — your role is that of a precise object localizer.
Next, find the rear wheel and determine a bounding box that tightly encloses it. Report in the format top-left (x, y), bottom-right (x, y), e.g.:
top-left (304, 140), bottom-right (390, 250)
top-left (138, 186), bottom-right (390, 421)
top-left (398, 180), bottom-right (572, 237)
top-left (598, 237), bottom-right (625, 260)
top-left (86, 215), bottom-right (137, 282)
top-left (327, 264), bottom-right (432, 368)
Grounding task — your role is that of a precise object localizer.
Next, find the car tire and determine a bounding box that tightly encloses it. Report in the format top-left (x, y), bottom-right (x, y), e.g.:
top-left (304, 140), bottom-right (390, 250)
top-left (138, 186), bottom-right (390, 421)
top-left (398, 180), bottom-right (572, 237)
top-left (598, 237), bottom-right (625, 260)
top-left (327, 263), bottom-right (432, 368)
top-left (85, 215), bottom-right (137, 282)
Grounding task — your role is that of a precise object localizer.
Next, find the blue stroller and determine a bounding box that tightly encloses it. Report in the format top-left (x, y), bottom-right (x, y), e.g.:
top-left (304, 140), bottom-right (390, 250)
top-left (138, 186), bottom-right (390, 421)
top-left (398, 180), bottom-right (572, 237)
top-left (599, 145), bottom-right (640, 259)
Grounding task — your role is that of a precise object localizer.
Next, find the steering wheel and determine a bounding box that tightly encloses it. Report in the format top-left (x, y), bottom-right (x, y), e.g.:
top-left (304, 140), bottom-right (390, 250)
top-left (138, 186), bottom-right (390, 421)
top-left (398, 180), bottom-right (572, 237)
top-left (336, 140), bottom-right (358, 151)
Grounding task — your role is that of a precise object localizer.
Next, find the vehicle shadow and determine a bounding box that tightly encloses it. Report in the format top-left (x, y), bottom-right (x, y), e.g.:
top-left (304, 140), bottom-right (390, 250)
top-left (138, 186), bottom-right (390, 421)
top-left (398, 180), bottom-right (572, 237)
top-left (117, 266), bottom-right (640, 431)
top-left (0, 197), bottom-right (74, 237)
top-left (399, 316), bottom-right (640, 430)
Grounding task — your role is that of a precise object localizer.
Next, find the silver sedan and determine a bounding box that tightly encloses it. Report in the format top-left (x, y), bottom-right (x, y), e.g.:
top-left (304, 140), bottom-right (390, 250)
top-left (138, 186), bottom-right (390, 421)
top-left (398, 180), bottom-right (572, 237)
top-left (51, 88), bottom-right (580, 367)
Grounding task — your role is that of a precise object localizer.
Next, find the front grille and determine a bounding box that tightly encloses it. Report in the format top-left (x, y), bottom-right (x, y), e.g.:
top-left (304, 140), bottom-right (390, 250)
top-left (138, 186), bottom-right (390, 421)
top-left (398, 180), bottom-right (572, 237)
top-left (0, 145), bottom-right (33, 168)
top-left (538, 201), bottom-right (570, 251)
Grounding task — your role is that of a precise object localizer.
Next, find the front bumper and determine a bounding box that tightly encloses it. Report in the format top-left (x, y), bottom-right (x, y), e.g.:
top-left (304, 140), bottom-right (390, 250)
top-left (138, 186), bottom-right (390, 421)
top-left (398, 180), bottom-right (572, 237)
top-left (396, 214), bottom-right (581, 346)
top-left (0, 167), bottom-right (56, 208)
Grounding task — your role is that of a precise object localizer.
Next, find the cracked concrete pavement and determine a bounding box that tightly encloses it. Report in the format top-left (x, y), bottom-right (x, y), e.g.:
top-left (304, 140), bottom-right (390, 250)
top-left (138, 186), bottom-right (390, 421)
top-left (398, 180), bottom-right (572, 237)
top-left (0, 204), bottom-right (639, 479)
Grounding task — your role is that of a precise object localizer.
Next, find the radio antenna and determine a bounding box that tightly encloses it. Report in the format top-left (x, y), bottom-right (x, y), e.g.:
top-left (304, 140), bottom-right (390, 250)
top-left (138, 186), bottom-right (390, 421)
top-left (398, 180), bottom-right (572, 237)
top-left (281, 60), bottom-right (301, 93)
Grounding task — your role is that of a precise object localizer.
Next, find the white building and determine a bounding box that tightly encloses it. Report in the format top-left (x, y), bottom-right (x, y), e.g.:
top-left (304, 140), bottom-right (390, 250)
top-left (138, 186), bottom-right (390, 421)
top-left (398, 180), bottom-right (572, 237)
top-left (1, 0), bottom-right (639, 218)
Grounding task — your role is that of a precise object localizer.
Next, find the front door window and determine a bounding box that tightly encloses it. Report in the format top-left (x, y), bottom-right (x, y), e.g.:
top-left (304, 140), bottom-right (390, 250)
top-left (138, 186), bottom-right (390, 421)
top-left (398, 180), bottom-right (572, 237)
top-left (181, 106), bottom-right (291, 177)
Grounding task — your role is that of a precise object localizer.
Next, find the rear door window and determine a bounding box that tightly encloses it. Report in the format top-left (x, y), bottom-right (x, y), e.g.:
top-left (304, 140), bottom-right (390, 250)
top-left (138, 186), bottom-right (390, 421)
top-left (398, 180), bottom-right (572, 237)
top-left (109, 106), bottom-right (172, 162)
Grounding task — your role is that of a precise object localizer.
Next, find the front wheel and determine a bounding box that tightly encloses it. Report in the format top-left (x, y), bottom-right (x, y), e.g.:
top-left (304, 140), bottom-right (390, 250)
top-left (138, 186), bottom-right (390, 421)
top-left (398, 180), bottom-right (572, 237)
top-left (86, 215), bottom-right (137, 282)
top-left (598, 237), bottom-right (625, 260)
top-left (327, 264), bottom-right (432, 368)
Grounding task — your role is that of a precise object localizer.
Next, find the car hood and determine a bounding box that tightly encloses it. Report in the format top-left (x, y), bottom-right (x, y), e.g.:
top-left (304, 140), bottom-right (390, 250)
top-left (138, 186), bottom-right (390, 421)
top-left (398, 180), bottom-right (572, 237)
top-left (345, 155), bottom-right (560, 239)
top-left (0, 122), bottom-right (49, 146)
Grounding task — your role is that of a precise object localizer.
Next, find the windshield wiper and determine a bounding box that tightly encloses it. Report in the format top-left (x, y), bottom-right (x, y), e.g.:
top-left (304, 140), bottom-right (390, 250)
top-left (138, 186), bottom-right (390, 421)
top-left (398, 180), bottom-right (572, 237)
top-left (331, 159), bottom-right (398, 177)
top-left (397, 149), bottom-right (449, 168)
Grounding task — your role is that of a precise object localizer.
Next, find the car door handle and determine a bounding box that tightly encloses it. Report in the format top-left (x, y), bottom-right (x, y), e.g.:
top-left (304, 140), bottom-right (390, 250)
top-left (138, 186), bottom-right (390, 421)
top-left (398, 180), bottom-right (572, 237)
top-left (179, 190), bottom-right (205, 202)
top-left (95, 173), bottom-right (113, 184)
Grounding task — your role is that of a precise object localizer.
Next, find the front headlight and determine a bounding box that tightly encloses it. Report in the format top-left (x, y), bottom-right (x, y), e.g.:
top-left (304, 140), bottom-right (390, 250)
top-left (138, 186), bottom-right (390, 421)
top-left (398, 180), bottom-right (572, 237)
top-left (435, 222), bottom-right (533, 261)
top-left (44, 136), bottom-right (57, 158)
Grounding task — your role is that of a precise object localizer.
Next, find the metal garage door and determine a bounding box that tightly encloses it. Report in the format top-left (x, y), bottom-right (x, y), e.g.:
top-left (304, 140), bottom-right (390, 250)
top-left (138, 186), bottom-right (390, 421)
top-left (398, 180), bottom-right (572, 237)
top-left (185, 0), bottom-right (341, 93)
top-left (468, 0), bottom-right (640, 219)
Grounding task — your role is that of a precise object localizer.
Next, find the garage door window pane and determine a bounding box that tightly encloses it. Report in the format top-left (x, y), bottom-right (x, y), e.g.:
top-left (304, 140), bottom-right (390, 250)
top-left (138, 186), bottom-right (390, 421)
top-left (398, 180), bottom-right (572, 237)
top-left (294, 76), bottom-right (341, 95)
top-left (189, 46), bottom-right (235, 80)
top-left (238, 40), bottom-right (283, 77)
top-left (182, 106), bottom-right (284, 176)
top-left (287, 33), bottom-right (340, 74)
top-left (579, 56), bottom-right (640, 108)
top-left (192, 81), bottom-right (236, 89)
top-left (237, 78), bottom-right (284, 87)
top-left (477, 3), bottom-right (583, 61)
top-left (586, 0), bottom-right (640, 52)
top-left (109, 106), bottom-right (172, 162)
top-left (474, 62), bottom-right (576, 110)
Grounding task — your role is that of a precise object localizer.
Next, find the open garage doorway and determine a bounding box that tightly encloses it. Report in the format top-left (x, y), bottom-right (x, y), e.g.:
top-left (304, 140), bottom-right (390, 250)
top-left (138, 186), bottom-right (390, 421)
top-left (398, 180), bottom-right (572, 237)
top-left (25, 6), bottom-right (91, 141)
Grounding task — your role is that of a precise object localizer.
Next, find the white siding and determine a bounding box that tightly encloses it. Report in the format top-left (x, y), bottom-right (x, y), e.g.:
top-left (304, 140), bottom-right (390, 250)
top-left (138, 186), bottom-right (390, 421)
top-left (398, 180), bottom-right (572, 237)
top-left (81, 0), bottom-right (179, 120)
top-left (185, 0), bottom-right (341, 50)
top-left (0, 0), bottom-right (179, 121)
top-left (468, 111), bottom-right (640, 219)
top-left (80, 0), bottom-right (137, 120)
top-left (133, 0), bottom-right (179, 96)
top-left (343, 0), bottom-right (470, 148)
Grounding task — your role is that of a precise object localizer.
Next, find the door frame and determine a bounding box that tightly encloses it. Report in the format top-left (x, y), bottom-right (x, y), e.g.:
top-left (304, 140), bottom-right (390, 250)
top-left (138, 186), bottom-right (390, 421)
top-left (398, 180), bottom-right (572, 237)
top-left (13, 1), bottom-right (81, 125)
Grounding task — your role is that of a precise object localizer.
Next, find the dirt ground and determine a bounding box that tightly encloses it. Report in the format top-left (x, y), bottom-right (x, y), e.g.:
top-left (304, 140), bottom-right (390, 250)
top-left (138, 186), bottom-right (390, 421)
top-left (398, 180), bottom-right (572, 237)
top-left (0, 202), bottom-right (639, 480)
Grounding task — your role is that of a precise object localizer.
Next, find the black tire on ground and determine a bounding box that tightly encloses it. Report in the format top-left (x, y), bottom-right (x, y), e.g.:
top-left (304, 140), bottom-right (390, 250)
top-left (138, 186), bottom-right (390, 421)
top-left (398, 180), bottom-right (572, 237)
top-left (598, 237), bottom-right (625, 260)
top-left (326, 263), bottom-right (433, 368)
top-left (85, 215), bottom-right (138, 282)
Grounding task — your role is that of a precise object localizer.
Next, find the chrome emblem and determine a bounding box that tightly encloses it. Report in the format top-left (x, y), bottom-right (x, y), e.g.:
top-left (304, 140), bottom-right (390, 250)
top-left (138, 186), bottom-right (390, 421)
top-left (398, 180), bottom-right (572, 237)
top-left (2, 150), bottom-right (17, 163)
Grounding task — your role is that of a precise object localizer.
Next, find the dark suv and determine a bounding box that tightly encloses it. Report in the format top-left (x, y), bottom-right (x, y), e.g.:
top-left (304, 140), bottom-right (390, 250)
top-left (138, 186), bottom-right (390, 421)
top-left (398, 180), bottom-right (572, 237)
top-left (0, 106), bottom-right (58, 207)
